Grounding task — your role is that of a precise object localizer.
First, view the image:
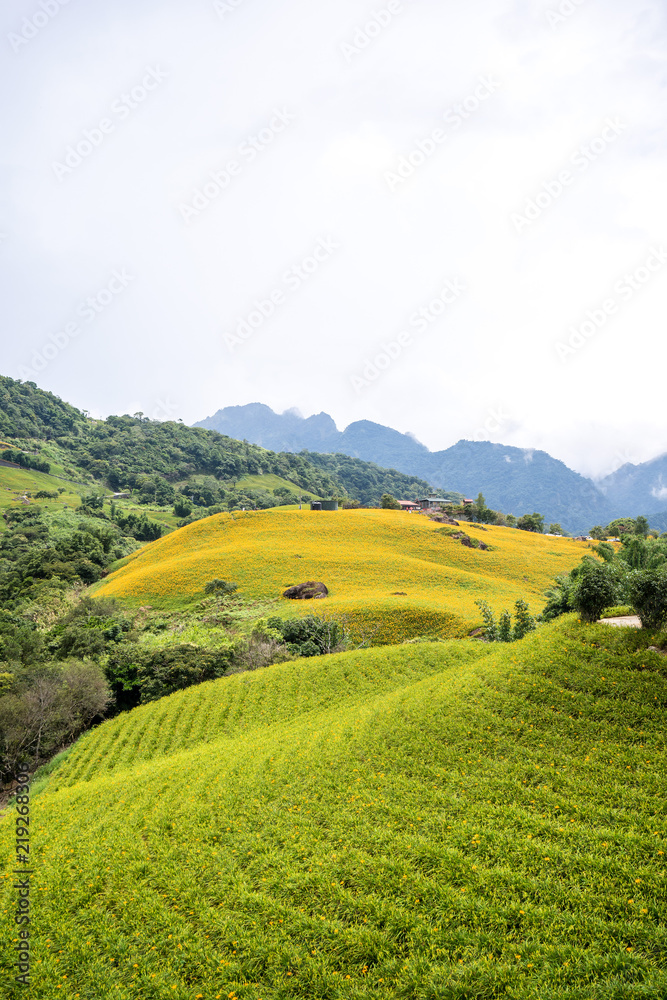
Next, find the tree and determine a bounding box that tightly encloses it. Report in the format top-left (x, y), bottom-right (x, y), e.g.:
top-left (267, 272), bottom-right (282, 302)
top-left (634, 516), bottom-right (650, 537)
top-left (589, 525), bottom-right (608, 540)
top-left (497, 609), bottom-right (512, 642)
top-left (380, 494), bottom-right (401, 510)
top-left (81, 491), bottom-right (105, 510)
top-left (571, 562), bottom-right (617, 622)
top-left (517, 512), bottom-right (545, 533)
top-left (606, 518), bottom-right (635, 536)
top-left (548, 523), bottom-right (564, 535)
top-left (618, 536), bottom-right (667, 572)
top-left (474, 600), bottom-right (497, 641)
top-left (173, 499), bottom-right (193, 518)
top-left (592, 542), bottom-right (615, 563)
top-left (628, 569), bottom-right (667, 629)
top-left (513, 599), bottom-right (536, 639)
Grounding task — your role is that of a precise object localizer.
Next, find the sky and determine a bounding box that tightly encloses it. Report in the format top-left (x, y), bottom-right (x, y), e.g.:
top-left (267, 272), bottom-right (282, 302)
top-left (1, 0), bottom-right (666, 480)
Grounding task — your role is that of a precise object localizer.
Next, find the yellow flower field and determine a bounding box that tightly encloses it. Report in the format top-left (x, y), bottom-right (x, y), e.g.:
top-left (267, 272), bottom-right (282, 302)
top-left (94, 510), bottom-right (589, 642)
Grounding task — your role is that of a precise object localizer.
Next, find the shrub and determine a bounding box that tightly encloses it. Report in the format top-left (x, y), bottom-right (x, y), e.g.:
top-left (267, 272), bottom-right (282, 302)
top-left (512, 599), bottom-right (536, 640)
top-left (204, 579), bottom-right (239, 597)
top-left (475, 599), bottom-right (536, 642)
top-left (628, 569), bottom-right (667, 629)
top-left (266, 615), bottom-right (346, 656)
top-left (572, 562), bottom-right (618, 623)
top-left (380, 494), bottom-right (401, 510)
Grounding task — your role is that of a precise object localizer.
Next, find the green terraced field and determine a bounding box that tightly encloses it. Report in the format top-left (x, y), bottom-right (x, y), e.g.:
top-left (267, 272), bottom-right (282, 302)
top-left (1, 615), bottom-right (665, 998)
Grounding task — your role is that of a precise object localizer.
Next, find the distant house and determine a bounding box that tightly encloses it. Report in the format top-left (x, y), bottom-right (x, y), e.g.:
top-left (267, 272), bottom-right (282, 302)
top-left (398, 500), bottom-right (419, 511)
top-left (416, 497), bottom-right (452, 510)
top-left (463, 499), bottom-right (474, 506)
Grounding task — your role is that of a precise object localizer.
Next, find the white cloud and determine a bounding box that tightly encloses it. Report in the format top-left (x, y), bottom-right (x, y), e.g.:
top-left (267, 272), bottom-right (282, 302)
top-left (1, 0), bottom-right (666, 478)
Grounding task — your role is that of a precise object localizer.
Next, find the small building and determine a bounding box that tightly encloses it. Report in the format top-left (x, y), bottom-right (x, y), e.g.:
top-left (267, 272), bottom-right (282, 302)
top-left (310, 500), bottom-right (338, 511)
top-left (398, 500), bottom-right (419, 511)
top-left (463, 499), bottom-right (474, 506)
top-left (416, 497), bottom-right (452, 510)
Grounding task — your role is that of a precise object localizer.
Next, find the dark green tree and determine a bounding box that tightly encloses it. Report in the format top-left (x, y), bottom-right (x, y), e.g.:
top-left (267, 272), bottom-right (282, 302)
top-left (516, 512), bottom-right (545, 533)
top-left (513, 599), bottom-right (536, 639)
top-left (589, 525), bottom-right (608, 540)
top-left (571, 562), bottom-right (617, 623)
top-left (628, 569), bottom-right (667, 629)
top-left (380, 494), bottom-right (401, 510)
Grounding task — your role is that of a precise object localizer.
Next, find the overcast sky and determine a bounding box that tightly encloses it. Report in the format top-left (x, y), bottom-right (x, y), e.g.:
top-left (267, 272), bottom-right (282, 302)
top-left (2, 0), bottom-right (666, 478)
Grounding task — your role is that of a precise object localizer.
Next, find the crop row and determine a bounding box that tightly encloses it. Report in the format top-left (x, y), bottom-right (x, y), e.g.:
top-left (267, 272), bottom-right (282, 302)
top-left (0, 617), bottom-right (665, 998)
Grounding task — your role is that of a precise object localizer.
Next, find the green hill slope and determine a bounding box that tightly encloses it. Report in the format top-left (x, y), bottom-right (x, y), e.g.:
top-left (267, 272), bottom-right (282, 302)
top-left (1, 616), bottom-right (665, 998)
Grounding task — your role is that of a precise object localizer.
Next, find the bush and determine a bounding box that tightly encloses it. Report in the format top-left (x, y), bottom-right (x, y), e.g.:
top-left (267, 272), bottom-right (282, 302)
top-left (628, 569), bottom-right (667, 629)
top-left (105, 642), bottom-right (240, 706)
top-left (572, 562), bottom-right (618, 623)
top-left (204, 579), bottom-right (239, 597)
top-left (475, 599), bottom-right (536, 642)
top-left (380, 494), bottom-right (401, 510)
top-left (266, 615), bottom-right (346, 656)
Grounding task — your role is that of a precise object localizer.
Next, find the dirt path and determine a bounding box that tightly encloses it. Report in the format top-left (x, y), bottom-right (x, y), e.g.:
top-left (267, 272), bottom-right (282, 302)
top-left (598, 615), bottom-right (642, 628)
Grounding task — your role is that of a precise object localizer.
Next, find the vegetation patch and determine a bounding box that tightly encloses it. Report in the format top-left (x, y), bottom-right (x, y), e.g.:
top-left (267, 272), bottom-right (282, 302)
top-left (93, 510), bottom-right (586, 643)
top-left (1, 617), bottom-right (665, 998)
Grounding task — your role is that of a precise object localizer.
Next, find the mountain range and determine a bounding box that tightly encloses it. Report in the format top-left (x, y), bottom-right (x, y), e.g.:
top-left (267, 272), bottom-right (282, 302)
top-left (195, 403), bottom-right (667, 534)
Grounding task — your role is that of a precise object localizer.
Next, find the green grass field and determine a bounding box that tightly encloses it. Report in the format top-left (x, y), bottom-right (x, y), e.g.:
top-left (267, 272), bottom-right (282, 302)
top-left (235, 473), bottom-right (321, 500)
top-left (1, 615), bottom-right (665, 998)
top-left (0, 466), bottom-right (84, 522)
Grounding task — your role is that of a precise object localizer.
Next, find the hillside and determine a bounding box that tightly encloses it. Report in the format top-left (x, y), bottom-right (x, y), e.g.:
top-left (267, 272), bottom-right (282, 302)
top-left (0, 376), bottom-right (87, 440)
top-left (1, 615), bottom-right (665, 997)
top-left (94, 508), bottom-right (589, 641)
top-left (194, 403), bottom-right (622, 533)
top-left (0, 377), bottom-right (439, 508)
top-left (598, 452), bottom-right (667, 516)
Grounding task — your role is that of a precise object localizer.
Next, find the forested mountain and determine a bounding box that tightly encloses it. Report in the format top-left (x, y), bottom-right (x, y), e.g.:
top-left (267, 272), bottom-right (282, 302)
top-left (196, 403), bottom-right (430, 470)
top-left (0, 377), bottom-right (437, 507)
top-left (597, 453), bottom-right (667, 515)
top-left (196, 403), bottom-right (627, 532)
top-left (0, 376), bottom-right (87, 440)
top-left (300, 452), bottom-right (441, 508)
